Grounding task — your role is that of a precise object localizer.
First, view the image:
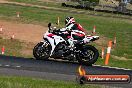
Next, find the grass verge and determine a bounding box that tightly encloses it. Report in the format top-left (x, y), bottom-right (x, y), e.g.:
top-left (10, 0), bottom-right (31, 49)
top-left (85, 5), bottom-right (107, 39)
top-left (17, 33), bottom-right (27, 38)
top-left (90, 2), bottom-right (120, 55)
top-left (0, 76), bottom-right (101, 88)
top-left (0, 37), bottom-right (22, 57)
top-left (0, 36), bottom-right (34, 58)
top-left (95, 57), bottom-right (132, 69)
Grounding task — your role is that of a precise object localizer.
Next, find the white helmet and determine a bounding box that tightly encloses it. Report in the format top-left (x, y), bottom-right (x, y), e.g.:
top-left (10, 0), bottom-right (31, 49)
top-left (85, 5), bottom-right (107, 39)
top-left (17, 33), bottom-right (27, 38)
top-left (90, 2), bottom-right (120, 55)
top-left (65, 16), bottom-right (75, 26)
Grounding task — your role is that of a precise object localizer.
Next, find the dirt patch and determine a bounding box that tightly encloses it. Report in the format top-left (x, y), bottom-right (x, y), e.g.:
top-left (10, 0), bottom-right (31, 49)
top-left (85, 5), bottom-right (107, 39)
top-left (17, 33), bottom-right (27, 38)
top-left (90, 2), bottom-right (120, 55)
top-left (38, 0), bottom-right (65, 3)
top-left (21, 42), bottom-right (35, 57)
top-left (95, 35), bottom-right (108, 47)
top-left (0, 20), bottom-right (48, 57)
top-left (0, 0), bottom-right (7, 1)
top-left (0, 20), bottom-right (47, 43)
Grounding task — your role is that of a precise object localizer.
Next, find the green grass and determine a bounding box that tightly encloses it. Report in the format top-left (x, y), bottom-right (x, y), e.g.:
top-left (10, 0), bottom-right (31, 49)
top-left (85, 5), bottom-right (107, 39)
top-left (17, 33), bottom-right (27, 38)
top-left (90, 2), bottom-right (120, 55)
top-left (95, 57), bottom-right (132, 69)
top-left (0, 3), bottom-right (131, 68)
top-left (0, 76), bottom-right (101, 88)
top-left (0, 35), bottom-right (34, 58)
top-left (7, 0), bottom-right (62, 8)
top-left (7, 0), bottom-right (132, 19)
top-left (0, 37), bottom-right (23, 57)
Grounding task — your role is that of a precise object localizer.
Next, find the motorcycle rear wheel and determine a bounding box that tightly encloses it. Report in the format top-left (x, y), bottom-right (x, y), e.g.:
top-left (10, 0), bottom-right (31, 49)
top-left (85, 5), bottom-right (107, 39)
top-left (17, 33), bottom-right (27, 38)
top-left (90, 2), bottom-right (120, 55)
top-left (77, 45), bottom-right (99, 65)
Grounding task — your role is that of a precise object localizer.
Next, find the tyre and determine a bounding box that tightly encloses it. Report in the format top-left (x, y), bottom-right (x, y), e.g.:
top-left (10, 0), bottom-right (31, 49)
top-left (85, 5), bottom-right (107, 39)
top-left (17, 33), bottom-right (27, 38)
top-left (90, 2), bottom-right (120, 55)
top-left (77, 45), bottom-right (99, 65)
top-left (33, 40), bottom-right (51, 60)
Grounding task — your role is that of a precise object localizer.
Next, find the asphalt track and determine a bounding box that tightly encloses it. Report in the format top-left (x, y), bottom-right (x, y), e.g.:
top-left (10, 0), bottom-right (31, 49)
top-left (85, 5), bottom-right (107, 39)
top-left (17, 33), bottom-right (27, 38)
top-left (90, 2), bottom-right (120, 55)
top-left (0, 55), bottom-right (132, 88)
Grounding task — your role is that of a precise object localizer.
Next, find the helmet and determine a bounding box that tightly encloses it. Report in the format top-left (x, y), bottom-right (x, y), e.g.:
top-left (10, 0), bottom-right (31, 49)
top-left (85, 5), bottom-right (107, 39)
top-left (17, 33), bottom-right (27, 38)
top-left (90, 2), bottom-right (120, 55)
top-left (65, 17), bottom-right (75, 26)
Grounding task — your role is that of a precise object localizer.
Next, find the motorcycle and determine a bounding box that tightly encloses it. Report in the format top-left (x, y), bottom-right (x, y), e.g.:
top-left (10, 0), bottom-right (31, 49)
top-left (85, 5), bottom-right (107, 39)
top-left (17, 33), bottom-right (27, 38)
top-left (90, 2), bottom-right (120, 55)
top-left (33, 23), bottom-right (99, 65)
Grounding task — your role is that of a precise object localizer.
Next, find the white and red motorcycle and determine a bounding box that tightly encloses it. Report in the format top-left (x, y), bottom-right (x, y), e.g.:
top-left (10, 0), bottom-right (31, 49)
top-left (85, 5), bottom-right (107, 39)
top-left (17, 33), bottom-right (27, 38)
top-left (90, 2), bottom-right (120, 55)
top-left (33, 23), bottom-right (99, 65)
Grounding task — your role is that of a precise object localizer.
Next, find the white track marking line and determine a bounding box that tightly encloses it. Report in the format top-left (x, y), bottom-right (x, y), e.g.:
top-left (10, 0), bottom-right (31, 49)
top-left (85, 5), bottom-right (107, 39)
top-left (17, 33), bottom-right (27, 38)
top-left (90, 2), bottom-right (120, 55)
top-left (5, 65), bottom-right (10, 67)
top-left (93, 65), bottom-right (132, 71)
top-left (15, 66), bottom-right (21, 68)
top-left (0, 64), bottom-right (21, 68)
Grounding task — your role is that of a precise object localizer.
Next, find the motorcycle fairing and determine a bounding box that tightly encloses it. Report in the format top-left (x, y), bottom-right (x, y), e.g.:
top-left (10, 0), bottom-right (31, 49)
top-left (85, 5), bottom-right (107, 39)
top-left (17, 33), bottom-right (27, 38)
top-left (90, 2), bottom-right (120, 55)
top-left (44, 32), bottom-right (66, 56)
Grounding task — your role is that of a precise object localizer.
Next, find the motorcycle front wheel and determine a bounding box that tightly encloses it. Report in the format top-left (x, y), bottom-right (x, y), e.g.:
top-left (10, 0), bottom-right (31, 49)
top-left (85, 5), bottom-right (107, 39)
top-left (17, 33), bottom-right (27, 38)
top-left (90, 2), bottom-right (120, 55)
top-left (77, 45), bottom-right (99, 65)
top-left (33, 40), bottom-right (51, 60)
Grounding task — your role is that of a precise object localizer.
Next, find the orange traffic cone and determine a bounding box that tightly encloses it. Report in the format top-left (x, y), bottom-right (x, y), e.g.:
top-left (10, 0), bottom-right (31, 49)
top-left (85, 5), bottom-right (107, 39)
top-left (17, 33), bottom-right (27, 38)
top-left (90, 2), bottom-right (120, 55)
top-left (92, 25), bottom-right (96, 35)
top-left (0, 25), bottom-right (3, 33)
top-left (105, 41), bottom-right (113, 65)
top-left (113, 35), bottom-right (116, 47)
top-left (16, 12), bottom-right (20, 18)
top-left (11, 33), bottom-right (15, 40)
top-left (57, 17), bottom-right (60, 25)
top-left (101, 47), bottom-right (105, 59)
top-left (1, 46), bottom-right (5, 55)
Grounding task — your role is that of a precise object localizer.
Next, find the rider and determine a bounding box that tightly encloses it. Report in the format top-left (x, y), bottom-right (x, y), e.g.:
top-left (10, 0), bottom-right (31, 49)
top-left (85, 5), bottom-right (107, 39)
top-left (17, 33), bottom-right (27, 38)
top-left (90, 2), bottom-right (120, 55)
top-left (59, 16), bottom-right (87, 34)
top-left (65, 16), bottom-right (86, 33)
top-left (51, 16), bottom-right (92, 47)
top-left (57, 16), bottom-right (88, 46)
